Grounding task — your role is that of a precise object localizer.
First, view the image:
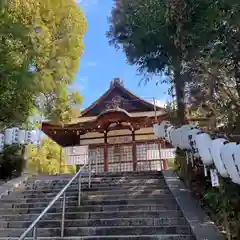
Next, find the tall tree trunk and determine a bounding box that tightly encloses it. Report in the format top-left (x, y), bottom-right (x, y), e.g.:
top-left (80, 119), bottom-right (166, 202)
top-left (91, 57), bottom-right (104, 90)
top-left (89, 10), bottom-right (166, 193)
top-left (234, 59), bottom-right (240, 132)
top-left (173, 60), bottom-right (192, 189)
top-left (174, 62), bottom-right (186, 125)
top-left (234, 59), bottom-right (240, 98)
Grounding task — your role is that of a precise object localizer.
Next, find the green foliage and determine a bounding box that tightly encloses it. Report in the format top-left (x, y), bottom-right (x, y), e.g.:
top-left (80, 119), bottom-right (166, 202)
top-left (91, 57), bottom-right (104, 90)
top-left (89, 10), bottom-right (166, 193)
top-left (0, 3), bottom-right (36, 128)
top-left (108, 0), bottom-right (240, 126)
top-left (203, 179), bottom-right (240, 239)
top-left (108, 0), bottom-right (171, 76)
top-left (26, 138), bottom-right (75, 175)
top-left (43, 88), bottom-right (83, 124)
top-left (0, 0), bottom-right (87, 127)
top-left (181, 0), bottom-right (240, 129)
top-left (0, 144), bottom-right (24, 180)
top-left (0, 139), bottom-right (75, 180)
top-left (107, 0), bottom-right (207, 122)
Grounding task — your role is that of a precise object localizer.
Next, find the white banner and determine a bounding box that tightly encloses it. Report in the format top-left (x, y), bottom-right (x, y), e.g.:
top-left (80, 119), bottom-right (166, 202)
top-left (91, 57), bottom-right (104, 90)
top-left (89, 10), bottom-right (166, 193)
top-left (65, 145), bottom-right (89, 165)
top-left (147, 148), bottom-right (176, 160)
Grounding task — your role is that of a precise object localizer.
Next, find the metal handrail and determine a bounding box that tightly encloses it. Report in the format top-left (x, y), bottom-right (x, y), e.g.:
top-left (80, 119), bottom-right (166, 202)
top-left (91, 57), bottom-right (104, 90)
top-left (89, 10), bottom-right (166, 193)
top-left (18, 158), bottom-right (92, 240)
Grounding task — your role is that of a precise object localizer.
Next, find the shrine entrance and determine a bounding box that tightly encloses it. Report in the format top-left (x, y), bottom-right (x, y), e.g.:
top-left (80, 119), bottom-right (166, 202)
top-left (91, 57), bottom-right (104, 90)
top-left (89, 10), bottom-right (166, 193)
top-left (88, 140), bottom-right (167, 173)
top-left (42, 78), bottom-right (170, 173)
top-left (108, 144), bottom-right (133, 172)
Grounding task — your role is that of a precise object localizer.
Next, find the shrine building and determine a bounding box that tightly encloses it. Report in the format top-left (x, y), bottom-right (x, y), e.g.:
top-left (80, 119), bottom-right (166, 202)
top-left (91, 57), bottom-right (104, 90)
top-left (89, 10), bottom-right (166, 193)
top-left (42, 78), bottom-right (170, 173)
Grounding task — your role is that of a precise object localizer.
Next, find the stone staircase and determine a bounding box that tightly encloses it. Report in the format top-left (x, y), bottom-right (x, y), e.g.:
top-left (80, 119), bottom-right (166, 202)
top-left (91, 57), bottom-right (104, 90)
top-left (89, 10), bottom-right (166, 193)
top-left (0, 171), bottom-right (196, 239)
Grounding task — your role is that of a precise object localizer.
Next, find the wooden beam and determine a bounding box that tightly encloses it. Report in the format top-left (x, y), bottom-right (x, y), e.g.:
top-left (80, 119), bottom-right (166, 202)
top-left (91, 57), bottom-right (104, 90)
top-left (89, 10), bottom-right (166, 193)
top-left (42, 115), bottom-right (167, 146)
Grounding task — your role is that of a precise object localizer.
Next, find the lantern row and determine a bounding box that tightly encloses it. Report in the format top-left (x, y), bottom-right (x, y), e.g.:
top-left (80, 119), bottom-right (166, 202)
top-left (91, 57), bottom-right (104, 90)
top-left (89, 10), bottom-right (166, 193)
top-left (0, 128), bottom-right (37, 152)
top-left (153, 122), bottom-right (240, 185)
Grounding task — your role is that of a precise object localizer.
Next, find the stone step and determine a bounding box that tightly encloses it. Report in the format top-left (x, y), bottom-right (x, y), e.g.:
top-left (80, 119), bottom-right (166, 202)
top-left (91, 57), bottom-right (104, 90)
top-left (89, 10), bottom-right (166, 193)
top-left (1, 195), bottom-right (77, 202)
top-left (0, 210), bottom-right (183, 221)
top-left (0, 172), bottom-right (197, 240)
top-left (24, 184), bottom-right (170, 193)
top-left (0, 234), bottom-right (195, 240)
top-left (21, 187), bottom-right (171, 196)
top-left (29, 171), bottom-right (161, 179)
top-left (0, 204), bottom-right (180, 214)
top-left (87, 171), bottom-right (162, 177)
top-left (0, 226), bottom-right (192, 237)
top-left (80, 197), bottom-right (177, 206)
top-left (0, 201), bottom-right (77, 209)
top-left (24, 183), bottom-right (168, 191)
top-left (85, 192), bottom-right (172, 201)
top-left (26, 179), bottom-right (165, 186)
top-left (10, 190), bottom-right (172, 200)
top-left (22, 185), bottom-right (169, 194)
top-left (27, 178), bottom-right (165, 186)
top-left (1, 195), bottom-right (175, 204)
top-left (26, 176), bottom-right (164, 186)
top-left (0, 217), bottom-right (188, 228)
top-left (1, 201), bottom-right (178, 210)
top-left (0, 195), bottom-right (78, 204)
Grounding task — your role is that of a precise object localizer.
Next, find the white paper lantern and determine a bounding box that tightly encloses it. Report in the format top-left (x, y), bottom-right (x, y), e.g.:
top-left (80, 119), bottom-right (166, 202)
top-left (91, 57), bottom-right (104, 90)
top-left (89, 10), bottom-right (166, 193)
top-left (233, 144), bottom-right (240, 181)
top-left (210, 138), bottom-right (228, 177)
top-left (158, 122), bottom-right (165, 138)
top-left (12, 127), bottom-right (19, 144)
top-left (175, 128), bottom-right (182, 148)
top-left (220, 142), bottom-right (240, 184)
top-left (5, 128), bottom-right (13, 145)
top-left (32, 130), bottom-right (37, 142)
top-left (25, 130), bottom-right (36, 144)
top-left (153, 121), bottom-right (170, 138)
top-left (179, 125), bottom-right (193, 150)
top-left (0, 134), bottom-right (4, 152)
top-left (169, 128), bottom-right (176, 147)
top-left (165, 125), bottom-right (174, 143)
top-left (163, 124), bottom-right (170, 139)
top-left (18, 130), bottom-right (26, 145)
top-left (170, 127), bottom-right (181, 148)
top-left (188, 128), bottom-right (201, 157)
top-left (0, 133), bottom-right (4, 143)
top-left (153, 124), bottom-right (160, 137)
top-left (169, 127), bottom-right (176, 146)
top-left (153, 123), bottom-right (163, 138)
top-left (160, 121), bottom-right (170, 138)
top-left (195, 132), bottom-right (213, 165)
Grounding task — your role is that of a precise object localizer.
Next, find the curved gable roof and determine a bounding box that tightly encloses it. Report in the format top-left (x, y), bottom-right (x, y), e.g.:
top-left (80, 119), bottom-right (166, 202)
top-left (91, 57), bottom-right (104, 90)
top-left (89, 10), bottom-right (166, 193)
top-left (81, 78), bottom-right (163, 117)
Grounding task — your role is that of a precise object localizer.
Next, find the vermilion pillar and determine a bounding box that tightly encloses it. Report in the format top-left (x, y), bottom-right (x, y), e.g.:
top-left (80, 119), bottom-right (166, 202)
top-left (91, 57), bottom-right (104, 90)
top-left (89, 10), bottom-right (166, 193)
top-left (132, 130), bottom-right (137, 171)
top-left (163, 159), bottom-right (169, 170)
top-left (162, 140), bottom-right (168, 170)
top-left (104, 131), bottom-right (108, 172)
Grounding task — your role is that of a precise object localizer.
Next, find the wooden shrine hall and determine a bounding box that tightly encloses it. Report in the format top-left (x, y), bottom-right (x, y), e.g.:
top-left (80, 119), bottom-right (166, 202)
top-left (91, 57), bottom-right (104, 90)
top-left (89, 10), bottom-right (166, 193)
top-left (42, 78), bottom-right (170, 173)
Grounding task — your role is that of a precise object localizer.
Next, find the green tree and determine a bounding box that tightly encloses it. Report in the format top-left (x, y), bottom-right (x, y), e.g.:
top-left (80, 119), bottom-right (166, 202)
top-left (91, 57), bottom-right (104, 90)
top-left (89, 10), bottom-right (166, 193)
top-left (0, 0), bottom-right (87, 127)
top-left (107, 0), bottom-right (239, 126)
top-left (0, 144), bottom-right (24, 180)
top-left (0, 4), bottom-right (36, 128)
top-left (107, 0), bottom-right (204, 123)
top-left (26, 138), bottom-right (75, 175)
top-left (187, 0), bottom-right (240, 130)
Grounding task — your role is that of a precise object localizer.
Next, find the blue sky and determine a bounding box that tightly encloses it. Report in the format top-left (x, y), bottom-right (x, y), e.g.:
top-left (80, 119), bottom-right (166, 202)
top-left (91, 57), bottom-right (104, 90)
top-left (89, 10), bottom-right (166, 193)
top-left (74, 0), bottom-right (171, 109)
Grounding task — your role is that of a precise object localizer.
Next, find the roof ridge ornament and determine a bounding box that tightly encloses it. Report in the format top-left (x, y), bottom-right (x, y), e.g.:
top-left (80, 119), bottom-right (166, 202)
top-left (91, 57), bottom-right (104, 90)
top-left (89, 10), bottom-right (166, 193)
top-left (110, 78), bottom-right (124, 87)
